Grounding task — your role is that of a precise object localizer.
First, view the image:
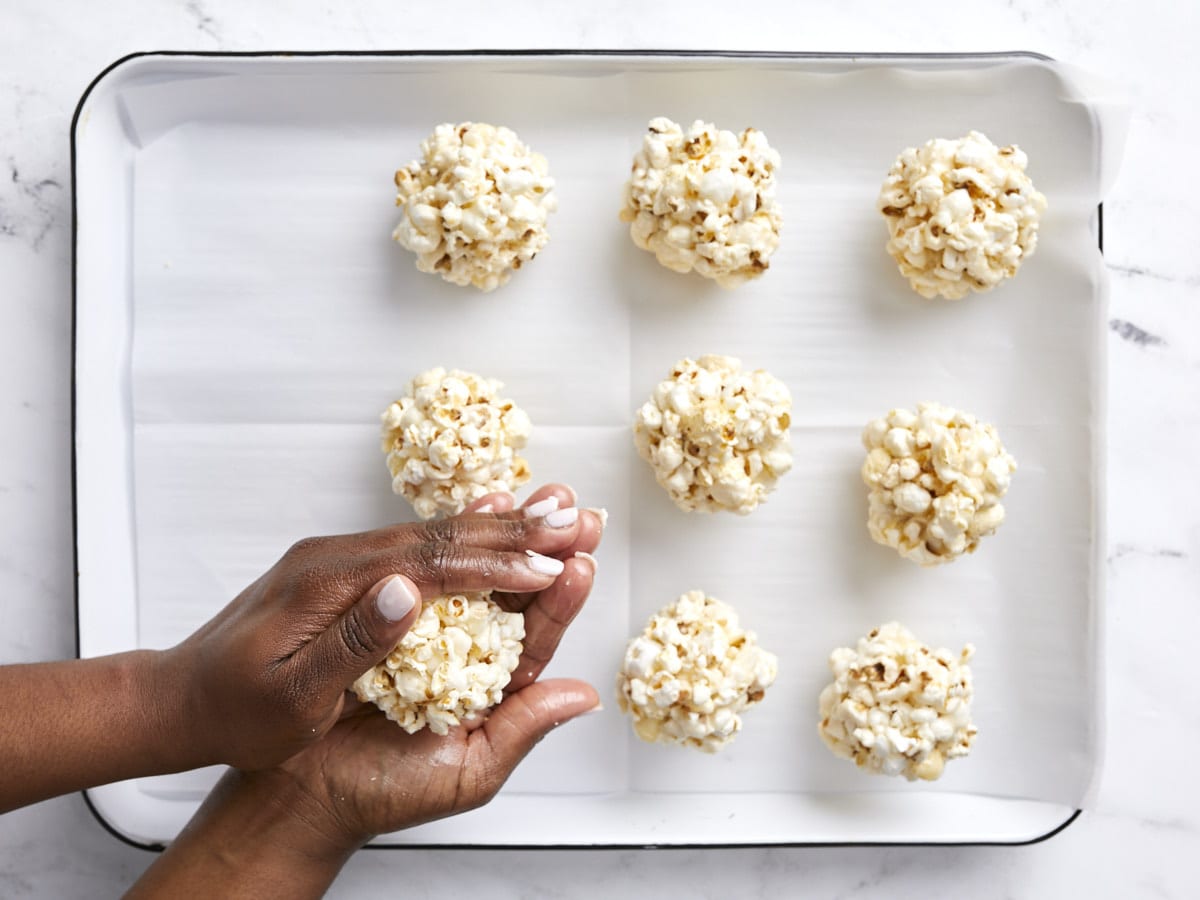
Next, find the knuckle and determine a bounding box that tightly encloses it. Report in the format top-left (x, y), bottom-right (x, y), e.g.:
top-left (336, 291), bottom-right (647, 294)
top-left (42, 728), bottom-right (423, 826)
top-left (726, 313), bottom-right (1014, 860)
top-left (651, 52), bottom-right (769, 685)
top-left (413, 540), bottom-right (457, 588)
top-left (498, 518), bottom-right (532, 544)
top-left (420, 518), bottom-right (459, 544)
top-left (286, 535), bottom-right (332, 560)
top-left (337, 609), bottom-right (377, 662)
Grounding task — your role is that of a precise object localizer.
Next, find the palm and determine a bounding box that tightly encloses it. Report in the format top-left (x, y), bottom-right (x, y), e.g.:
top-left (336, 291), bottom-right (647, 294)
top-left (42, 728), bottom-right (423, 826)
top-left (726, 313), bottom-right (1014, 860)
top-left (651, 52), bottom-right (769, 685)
top-left (280, 548), bottom-right (601, 842)
top-left (297, 708), bottom-right (471, 834)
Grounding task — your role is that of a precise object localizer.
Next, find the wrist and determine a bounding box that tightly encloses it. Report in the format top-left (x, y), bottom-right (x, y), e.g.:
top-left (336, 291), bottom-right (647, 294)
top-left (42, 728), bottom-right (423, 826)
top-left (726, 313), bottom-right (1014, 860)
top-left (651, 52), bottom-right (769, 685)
top-left (129, 767), bottom-right (356, 900)
top-left (127, 647), bottom-right (216, 773)
top-left (215, 768), bottom-right (364, 867)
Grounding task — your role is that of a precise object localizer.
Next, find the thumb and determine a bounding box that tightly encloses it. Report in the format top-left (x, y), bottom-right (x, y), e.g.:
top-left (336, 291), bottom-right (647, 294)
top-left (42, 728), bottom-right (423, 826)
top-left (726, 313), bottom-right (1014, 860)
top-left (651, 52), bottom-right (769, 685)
top-left (477, 679), bottom-right (600, 781)
top-left (302, 574), bottom-right (422, 693)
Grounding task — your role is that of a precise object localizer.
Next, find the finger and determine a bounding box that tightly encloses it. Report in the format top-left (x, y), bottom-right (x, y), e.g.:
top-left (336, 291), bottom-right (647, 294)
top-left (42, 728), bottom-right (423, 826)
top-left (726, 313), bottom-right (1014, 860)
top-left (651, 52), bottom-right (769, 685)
top-left (506, 555), bottom-right (595, 692)
top-left (474, 679), bottom-right (600, 784)
top-left (462, 483), bottom-right (575, 520)
top-left (280, 487), bottom-right (563, 562)
top-left (558, 507), bottom-right (605, 558)
top-left (345, 505), bottom-right (583, 557)
top-left (295, 575), bottom-right (422, 696)
top-left (493, 508), bottom-right (604, 614)
top-left (462, 491), bottom-right (515, 515)
top-left (516, 487), bottom-right (576, 513)
top-left (382, 543), bottom-right (568, 597)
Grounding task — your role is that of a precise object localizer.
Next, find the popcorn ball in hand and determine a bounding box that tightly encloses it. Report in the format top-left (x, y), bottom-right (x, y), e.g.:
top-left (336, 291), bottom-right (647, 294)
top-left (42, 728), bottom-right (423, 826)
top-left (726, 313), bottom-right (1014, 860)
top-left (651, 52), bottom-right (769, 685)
top-left (381, 367), bottom-right (531, 520)
top-left (818, 622), bottom-right (976, 781)
top-left (620, 117), bottom-right (782, 287)
top-left (392, 122), bottom-right (557, 292)
top-left (353, 591), bottom-right (525, 736)
top-left (616, 590), bottom-right (778, 753)
top-left (633, 355), bottom-right (792, 515)
top-left (862, 402), bottom-right (1016, 566)
top-left (878, 130), bottom-right (1047, 299)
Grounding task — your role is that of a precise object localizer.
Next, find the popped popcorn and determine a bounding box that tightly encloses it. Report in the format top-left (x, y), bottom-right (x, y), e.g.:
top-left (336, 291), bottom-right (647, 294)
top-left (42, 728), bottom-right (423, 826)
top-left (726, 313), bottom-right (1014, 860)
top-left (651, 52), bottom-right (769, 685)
top-left (862, 402), bottom-right (1016, 565)
top-left (353, 591), bottom-right (525, 736)
top-left (818, 622), bottom-right (976, 781)
top-left (392, 122), bottom-right (557, 292)
top-left (616, 590), bottom-right (778, 753)
top-left (620, 117), bottom-right (782, 287)
top-left (878, 130), bottom-right (1047, 299)
top-left (381, 367), bottom-right (531, 520)
top-left (633, 355), bottom-right (792, 515)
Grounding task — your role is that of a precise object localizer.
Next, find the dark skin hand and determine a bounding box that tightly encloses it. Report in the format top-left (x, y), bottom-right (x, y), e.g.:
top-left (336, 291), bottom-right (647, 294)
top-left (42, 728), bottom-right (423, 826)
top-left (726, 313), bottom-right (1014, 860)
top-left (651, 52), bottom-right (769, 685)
top-left (0, 483), bottom-right (601, 814)
top-left (128, 486), bottom-right (603, 900)
top-left (158, 482), bottom-right (601, 773)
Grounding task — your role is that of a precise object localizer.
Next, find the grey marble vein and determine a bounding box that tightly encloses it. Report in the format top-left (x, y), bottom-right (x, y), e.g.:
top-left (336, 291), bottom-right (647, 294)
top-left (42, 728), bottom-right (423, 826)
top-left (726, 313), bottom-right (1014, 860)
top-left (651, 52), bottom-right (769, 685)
top-left (1110, 262), bottom-right (1200, 288)
top-left (1108, 543), bottom-right (1187, 562)
top-left (185, 0), bottom-right (222, 43)
top-left (1109, 318), bottom-right (1167, 347)
top-left (0, 156), bottom-right (65, 252)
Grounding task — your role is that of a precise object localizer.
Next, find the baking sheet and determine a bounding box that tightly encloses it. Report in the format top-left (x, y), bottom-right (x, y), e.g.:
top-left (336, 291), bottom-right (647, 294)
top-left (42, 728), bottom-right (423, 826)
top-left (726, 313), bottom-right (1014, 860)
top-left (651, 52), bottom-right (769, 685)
top-left (76, 52), bottom-right (1122, 845)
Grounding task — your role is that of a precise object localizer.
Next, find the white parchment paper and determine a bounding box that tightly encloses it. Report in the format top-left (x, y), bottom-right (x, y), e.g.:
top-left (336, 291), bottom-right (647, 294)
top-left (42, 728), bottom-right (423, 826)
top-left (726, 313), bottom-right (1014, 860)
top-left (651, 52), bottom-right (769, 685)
top-left (120, 56), bottom-right (1122, 811)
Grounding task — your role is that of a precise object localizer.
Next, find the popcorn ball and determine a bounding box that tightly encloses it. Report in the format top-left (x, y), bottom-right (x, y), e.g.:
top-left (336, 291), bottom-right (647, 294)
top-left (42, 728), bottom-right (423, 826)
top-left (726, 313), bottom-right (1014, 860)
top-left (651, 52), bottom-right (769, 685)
top-left (878, 130), bottom-right (1047, 299)
top-left (818, 622), bottom-right (976, 781)
top-left (633, 355), bottom-right (792, 515)
top-left (620, 117), bottom-right (782, 287)
top-left (392, 122), bottom-right (557, 292)
top-left (616, 590), bottom-right (778, 753)
top-left (862, 402), bottom-right (1016, 566)
top-left (353, 591), bottom-right (525, 736)
top-left (381, 367), bottom-right (531, 519)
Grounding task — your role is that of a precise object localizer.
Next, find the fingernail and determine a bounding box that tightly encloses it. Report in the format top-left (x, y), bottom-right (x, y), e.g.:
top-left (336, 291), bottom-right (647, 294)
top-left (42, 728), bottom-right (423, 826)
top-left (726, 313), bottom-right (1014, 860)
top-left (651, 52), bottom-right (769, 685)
top-left (376, 576), bottom-right (417, 622)
top-left (524, 496), bottom-right (559, 518)
top-left (582, 702), bottom-right (605, 715)
top-left (585, 507), bottom-right (609, 529)
top-left (573, 551), bottom-right (599, 574)
top-left (525, 550), bottom-right (565, 576)
top-left (543, 506), bottom-right (579, 528)
top-left (476, 503), bottom-right (494, 514)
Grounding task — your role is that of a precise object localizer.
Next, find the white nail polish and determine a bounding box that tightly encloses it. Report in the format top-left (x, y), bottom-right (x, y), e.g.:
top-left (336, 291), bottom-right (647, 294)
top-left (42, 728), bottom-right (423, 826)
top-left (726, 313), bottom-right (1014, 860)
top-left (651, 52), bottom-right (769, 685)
top-left (475, 503), bottom-right (494, 514)
top-left (585, 507), bottom-right (609, 529)
top-left (525, 549), bottom-right (565, 576)
top-left (543, 506), bottom-right (579, 528)
top-left (524, 496), bottom-right (559, 518)
top-left (573, 550), bottom-right (599, 574)
top-left (376, 576), bottom-right (417, 622)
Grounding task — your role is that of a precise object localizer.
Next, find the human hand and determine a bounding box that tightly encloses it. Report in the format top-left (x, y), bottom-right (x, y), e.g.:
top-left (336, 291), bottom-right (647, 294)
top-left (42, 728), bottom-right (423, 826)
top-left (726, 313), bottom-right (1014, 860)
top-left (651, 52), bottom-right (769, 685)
top-left (153, 483), bottom-right (603, 772)
top-left (125, 490), bottom-right (602, 900)
top-left (227, 519), bottom-right (601, 855)
top-left (250, 520), bottom-right (600, 859)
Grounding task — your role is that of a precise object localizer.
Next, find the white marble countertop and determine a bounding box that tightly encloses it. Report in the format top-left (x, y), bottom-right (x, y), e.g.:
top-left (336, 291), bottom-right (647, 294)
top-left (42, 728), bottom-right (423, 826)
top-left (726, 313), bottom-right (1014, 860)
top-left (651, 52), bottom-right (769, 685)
top-left (2, 0), bottom-right (1197, 896)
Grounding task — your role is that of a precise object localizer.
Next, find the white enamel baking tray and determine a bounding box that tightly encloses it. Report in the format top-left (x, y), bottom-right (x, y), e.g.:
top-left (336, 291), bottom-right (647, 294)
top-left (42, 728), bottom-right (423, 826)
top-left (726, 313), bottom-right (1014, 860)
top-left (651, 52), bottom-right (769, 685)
top-left (73, 51), bottom-right (1111, 849)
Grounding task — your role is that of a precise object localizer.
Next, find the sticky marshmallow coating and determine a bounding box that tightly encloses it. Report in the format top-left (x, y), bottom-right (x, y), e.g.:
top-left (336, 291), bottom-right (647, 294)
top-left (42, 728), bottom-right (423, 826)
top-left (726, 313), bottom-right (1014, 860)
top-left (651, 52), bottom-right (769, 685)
top-left (861, 402), bottom-right (1016, 566)
top-left (633, 355), bottom-right (792, 515)
top-left (818, 622), bottom-right (976, 781)
top-left (392, 122), bottom-right (557, 292)
top-left (382, 367), bottom-right (531, 520)
top-left (353, 591), bottom-right (525, 736)
top-left (620, 117), bottom-right (782, 287)
top-left (616, 590), bottom-right (778, 753)
top-left (878, 130), bottom-right (1047, 300)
